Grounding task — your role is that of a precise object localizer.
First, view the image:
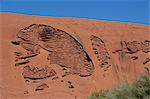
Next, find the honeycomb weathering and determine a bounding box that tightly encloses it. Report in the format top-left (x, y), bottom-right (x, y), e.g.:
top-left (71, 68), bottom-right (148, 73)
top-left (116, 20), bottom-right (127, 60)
top-left (120, 40), bottom-right (150, 54)
top-left (22, 66), bottom-right (56, 80)
top-left (14, 24), bottom-right (94, 77)
top-left (1, 13), bottom-right (150, 99)
top-left (90, 35), bottom-right (111, 71)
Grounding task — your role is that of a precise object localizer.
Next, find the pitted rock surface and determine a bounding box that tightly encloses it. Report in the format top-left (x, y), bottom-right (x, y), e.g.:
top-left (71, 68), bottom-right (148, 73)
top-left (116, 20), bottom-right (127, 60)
top-left (121, 40), bottom-right (150, 54)
top-left (22, 66), bottom-right (56, 80)
top-left (14, 24), bottom-right (94, 77)
top-left (90, 35), bottom-right (111, 71)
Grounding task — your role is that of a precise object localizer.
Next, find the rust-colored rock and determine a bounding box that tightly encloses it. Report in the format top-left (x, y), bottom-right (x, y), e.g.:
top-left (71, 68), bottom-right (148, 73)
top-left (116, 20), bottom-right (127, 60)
top-left (0, 13), bottom-right (150, 99)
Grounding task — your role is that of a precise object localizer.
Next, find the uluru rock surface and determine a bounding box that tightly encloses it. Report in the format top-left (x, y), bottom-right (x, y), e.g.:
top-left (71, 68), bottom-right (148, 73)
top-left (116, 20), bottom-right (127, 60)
top-left (0, 13), bottom-right (150, 99)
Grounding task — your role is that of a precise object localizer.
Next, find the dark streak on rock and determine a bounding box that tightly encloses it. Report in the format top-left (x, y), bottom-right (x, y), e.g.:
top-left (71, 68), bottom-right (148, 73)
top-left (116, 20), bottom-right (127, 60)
top-left (52, 76), bottom-right (59, 80)
top-left (15, 60), bottom-right (30, 66)
top-left (35, 83), bottom-right (49, 91)
top-left (143, 58), bottom-right (150, 65)
top-left (35, 88), bottom-right (44, 91)
top-left (131, 56), bottom-right (138, 60)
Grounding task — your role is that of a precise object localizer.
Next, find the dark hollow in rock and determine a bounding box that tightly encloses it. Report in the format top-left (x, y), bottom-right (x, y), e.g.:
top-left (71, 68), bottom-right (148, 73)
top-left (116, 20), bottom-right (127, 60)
top-left (15, 60), bottom-right (30, 66)
top-left (25, 80), bottom-right (30, 83)
top-left (94, 51), bottom-right (98, 54)
top-left (143, 58), bottom-right (150, 65)
top-left (35, 83), bottom-right (49, 91)
top-left (69, 85), bottom-right (74, 88)
top-left (104, 69), bottom-right (108, 72)
top-left (61, 74), bottom-right (66, 78)
top-left (14, 24), bottom-right (94, 77)
top-left (35, 88), bottom-right (44, 91)
top-left (18, 54), bottom-right (37, 60)
top-left (112, 51), bottom-right (116, 54)
top-left (144, 67), bottom-right (150, 74)
top-left (11, 41), bottom-right (20, 45)
top-left (93, 48), bottom-right (97, 50)
top-left (24, 91), bottom-right (29, 94)
top-left (131, 56), bottom-right (138, 60)
top-left (33, 81), bottom-right (40, 83)
top-left (14, 52), bottom-right (23, 56)
top-left (68, 81), bottom-right (71, 84)
top-left (62, 68), bottom-right (67, 71)
top-left (52, 76), bottom-right (59, 80)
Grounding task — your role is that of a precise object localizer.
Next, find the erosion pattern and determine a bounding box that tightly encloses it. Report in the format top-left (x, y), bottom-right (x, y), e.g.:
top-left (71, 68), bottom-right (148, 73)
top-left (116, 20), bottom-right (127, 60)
top-left (90, 35), bottom-right (111, 71)
top-left (116, 40), bottom-right (150, 76)
top-left (12, 24), bottom-right (94, 77)
top-left (10, 23), bottom-right (150, 97)
top-left (90, 35), bottom-right (150, 75)
top-left (120, 40), bottom-right (150, 66)
top-left (114, 40), bottom-right (150, 67)
top-left (120, 40), bottom-right (150, 54)
top-left (22, 66), bottom-right (56, 80)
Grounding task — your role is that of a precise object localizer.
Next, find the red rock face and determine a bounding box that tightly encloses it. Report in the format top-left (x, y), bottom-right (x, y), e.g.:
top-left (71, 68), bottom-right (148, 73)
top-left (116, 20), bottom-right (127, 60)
top-left (13, 24), bottom-right (94, 77)
top-left (0, 12), bottom-right (150, 99)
